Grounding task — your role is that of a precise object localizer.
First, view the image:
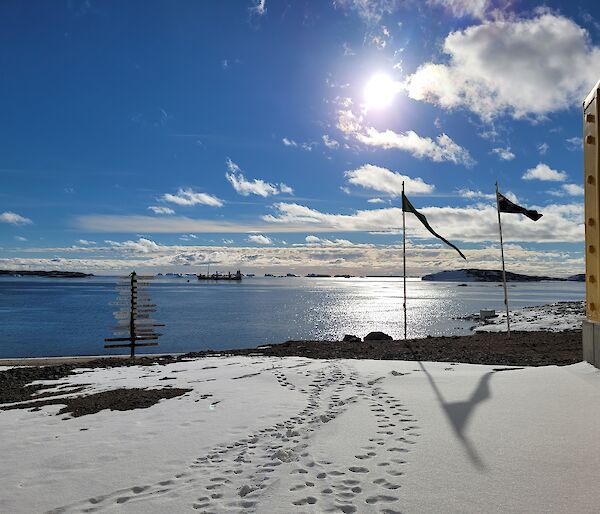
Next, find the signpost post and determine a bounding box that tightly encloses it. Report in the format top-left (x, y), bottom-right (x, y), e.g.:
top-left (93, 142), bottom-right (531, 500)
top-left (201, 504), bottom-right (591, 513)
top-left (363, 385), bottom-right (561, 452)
top-left (104, 271), bottom-right (164, 358)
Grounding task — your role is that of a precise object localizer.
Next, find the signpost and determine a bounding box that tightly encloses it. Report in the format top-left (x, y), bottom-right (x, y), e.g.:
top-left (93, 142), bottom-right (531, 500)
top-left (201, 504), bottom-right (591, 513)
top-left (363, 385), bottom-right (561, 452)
top-left (104, 271), bottom-right (164, 358)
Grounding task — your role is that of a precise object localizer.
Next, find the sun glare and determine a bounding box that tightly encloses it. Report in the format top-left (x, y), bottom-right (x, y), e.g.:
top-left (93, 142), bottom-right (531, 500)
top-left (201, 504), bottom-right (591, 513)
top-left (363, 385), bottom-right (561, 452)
top-left (363, 73), bottom-right (399, 110)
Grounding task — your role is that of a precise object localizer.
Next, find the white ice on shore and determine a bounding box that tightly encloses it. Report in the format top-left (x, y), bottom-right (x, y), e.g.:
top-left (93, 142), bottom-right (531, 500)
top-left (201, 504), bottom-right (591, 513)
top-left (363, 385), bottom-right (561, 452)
top-left (475, 301), bottom-right (584, 332)
top-left (1, 356), bottom-right (600, 513)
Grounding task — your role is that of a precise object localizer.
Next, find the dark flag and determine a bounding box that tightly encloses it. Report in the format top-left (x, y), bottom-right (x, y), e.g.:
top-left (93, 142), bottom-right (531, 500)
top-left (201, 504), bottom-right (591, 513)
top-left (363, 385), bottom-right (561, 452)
top-left (402, 192), bottom-right (466, 260)
top-left (496, 192), bottom-right (542, 221)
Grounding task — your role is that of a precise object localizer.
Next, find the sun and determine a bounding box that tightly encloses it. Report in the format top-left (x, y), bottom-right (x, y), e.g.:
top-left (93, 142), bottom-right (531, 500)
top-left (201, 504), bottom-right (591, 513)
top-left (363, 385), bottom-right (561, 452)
top-left (363, 73), bottom-right (399, 110)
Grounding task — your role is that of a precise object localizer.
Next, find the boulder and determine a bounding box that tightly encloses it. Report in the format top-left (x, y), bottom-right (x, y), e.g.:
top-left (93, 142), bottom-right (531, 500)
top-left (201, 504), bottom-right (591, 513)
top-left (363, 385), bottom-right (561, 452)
top-left (342, 334), bottom-right (361, 342)
top-left (364, 331), bottom-right (393, 341)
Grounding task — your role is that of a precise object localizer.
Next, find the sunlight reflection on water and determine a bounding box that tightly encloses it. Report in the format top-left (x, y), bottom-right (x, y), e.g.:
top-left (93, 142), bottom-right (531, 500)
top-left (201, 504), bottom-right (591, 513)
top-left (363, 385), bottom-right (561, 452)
top-left (0, 276), bottom-right (585, 357)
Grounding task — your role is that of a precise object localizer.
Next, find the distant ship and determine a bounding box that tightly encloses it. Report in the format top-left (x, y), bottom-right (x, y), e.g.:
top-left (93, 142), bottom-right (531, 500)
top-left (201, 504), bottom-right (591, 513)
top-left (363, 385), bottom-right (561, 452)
top-left (197, 270), bottom-right (242, 281)
top-left (156, 273), bottom-right (196, 278)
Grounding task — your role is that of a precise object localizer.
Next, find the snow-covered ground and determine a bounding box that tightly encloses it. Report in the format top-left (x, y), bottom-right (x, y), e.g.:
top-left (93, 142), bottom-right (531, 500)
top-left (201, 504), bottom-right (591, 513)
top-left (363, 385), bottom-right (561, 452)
top-left (2, 356), bottom-right (600, 513)
top-left (475, 301), bottom-right (584, 332)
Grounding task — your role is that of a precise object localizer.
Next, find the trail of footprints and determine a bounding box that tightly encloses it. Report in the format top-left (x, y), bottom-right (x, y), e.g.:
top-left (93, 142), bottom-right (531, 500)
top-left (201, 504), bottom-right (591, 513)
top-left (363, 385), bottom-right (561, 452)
top-left (48, 362), bottom-right (418, 514)
top-left (287, 374), bottom-right (420, 513)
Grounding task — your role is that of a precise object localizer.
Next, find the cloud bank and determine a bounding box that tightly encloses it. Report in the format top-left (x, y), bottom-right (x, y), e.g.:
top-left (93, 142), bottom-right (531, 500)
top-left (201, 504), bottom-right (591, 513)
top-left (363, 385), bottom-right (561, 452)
top-left (405, 13), bottom-right (600, 120)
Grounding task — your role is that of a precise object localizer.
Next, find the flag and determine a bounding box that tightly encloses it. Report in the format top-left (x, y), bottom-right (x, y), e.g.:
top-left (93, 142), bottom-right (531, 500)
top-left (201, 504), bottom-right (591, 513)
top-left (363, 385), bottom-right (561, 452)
top-left (496, 192), bottom-right (542, 221)
top-left (402, 192), bottom-right (466, 260)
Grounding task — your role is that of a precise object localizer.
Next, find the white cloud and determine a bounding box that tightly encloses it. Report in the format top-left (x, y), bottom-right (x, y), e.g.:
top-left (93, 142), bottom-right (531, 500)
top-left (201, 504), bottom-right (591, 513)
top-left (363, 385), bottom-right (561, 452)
top-left (247, 234), bottom-right (272, 245)
top-left (522, 163), bottom-right (568, 182)
top-left (250, 0), bottom-right (266, 16)
top-left (369, 25), bottom-right (392, 49)
top-left (226, 172), bottom-right (278, 197)
top-left (405, 13), bottom-right (600, 120)
top-left (225, 159), bottom-right (292, 197)
top-left (148, 206), bottom-right (175, 215)
top-left (562, 184), bottom-right (584, 196)
top-left (179, 234), bottom-right (198, 241)
top-left (368, 198), bottom-right (386, 204)
top-left (282, 138), bottom-right (298, 147)
top-left (356, 127), bottom-right (475, 166)
top-left (427, 0), bottom-right (491, 19)
top-left (262, 201), bottom-right (583, 243)
top-left (13, 230), bottom-right (584, 276)
top-left (335, 107), bottom-right (473, 166)
top-left (491, 147), bottom-right (515, 160)
top-left (106, 238), bottom-right (162, 254)
top-left (225, 158), bottom-right (241, 174)
top-left (336, 109), bottom-right (363, 134)
top-left (322, 135), bottom-right (340, 149)
top-left (0, 211), bottom-right (32, 225)
top-left (282, 138), bottom-right (316, 151)
top-left (566, 136), bottom-right (583, 151)
top-left (345, 164), bottom-right (434, 196)
top-left (77, 239), bottom-right (96, 245)
top-left (333, 0), bottom-right (398, 24)
top-left (4, 241), bottom-right (583, 277)
top-left (458, 189), bottom-right (495, 200)
top-left (537, 142), bottom-right (549, 155)
top-left (15, 236), bottom-right (27, 242)
top-left (279, 183), bottom-right (294, 194)
top-left (302, 235), bottom-right (357, 247)
top-left (549, 183), bottom-right (585, 197)
top-left (162, 189), bottom-right (224, 207)
top-left (77, 197), bottom-right (582, 244)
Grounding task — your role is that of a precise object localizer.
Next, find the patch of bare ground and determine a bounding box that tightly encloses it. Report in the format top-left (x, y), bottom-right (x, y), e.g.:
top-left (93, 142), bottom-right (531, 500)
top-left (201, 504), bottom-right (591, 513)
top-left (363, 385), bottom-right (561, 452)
top-left (2, 388), bottom-right (191, 417)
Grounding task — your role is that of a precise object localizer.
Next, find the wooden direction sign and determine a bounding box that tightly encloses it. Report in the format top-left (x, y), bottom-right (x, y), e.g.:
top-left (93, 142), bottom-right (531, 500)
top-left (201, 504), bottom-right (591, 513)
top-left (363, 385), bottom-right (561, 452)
top-left (104, 271), bottom-right (165, 358)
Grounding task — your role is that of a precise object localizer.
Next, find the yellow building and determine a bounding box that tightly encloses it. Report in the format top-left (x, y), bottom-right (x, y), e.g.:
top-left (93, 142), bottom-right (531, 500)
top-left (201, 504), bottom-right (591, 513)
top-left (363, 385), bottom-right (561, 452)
top-left (583, 80), bottom-right (600, 366)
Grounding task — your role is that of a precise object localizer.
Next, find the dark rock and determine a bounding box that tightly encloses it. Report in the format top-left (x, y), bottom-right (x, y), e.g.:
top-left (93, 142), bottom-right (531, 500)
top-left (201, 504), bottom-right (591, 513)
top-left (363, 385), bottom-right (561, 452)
top-left (422, 268), bottom-right (568, 282)
top-left (364, 331), bottom-right (393, 341)
top-left (0, 269), bottom-right (93, 278)
top-left (342, 334), bottom-right (361, 342)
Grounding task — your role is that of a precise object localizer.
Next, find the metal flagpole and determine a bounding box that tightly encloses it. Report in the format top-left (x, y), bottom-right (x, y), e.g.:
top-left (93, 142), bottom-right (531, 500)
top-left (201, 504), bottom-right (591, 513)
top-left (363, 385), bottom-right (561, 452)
top-left (495, 181), bottom-right (511, 337)
top-left (402, 181), bottom-right (407, 341)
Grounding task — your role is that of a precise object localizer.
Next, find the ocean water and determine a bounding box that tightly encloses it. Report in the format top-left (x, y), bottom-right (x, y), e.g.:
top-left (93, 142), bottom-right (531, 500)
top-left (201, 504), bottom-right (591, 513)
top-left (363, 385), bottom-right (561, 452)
top-left (0, 276), bottom-right (585, 358)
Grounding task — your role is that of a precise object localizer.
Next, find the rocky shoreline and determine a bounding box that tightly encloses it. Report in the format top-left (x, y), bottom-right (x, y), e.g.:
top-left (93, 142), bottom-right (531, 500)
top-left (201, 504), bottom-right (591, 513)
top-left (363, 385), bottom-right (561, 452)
top-left (0, 329), bottom-right (583, 411)
top-left (187, 329), bottom-right (583, 367)
top-left (0, 270), bottom-right (93, 278)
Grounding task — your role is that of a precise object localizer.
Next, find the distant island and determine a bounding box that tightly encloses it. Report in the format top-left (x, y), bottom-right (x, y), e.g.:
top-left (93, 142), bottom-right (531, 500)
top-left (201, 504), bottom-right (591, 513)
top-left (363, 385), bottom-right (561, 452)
top-left (0, 270), bottom-right (93, 278)
top-left (421, 269), bottom-right (584, 282)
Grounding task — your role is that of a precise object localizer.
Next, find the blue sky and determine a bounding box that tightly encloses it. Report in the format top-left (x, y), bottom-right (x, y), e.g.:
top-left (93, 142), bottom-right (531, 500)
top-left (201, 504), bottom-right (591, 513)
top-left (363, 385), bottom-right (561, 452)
top-left (1, 0), bottom-right (599, 276)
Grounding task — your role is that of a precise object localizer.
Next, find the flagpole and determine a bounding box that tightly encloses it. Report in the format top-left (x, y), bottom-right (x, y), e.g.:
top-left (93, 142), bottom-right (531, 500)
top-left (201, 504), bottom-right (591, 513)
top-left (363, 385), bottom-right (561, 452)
top-left (402, 181), bottom-right (407, 341)
top-left (495, 181), bottom-right (511, 337)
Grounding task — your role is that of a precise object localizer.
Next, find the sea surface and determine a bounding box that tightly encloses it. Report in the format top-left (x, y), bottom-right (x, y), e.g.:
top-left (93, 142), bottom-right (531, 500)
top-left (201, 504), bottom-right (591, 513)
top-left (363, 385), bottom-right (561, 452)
top-left (0, 276), bottom-right (585, 358)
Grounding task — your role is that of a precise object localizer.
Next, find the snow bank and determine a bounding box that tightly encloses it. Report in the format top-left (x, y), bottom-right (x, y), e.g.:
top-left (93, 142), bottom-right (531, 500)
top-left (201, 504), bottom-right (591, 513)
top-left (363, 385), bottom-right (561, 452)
top-left (1, 356), bottom-right (600, 513)
top-left (475, 301), bottom-right (584, 332)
